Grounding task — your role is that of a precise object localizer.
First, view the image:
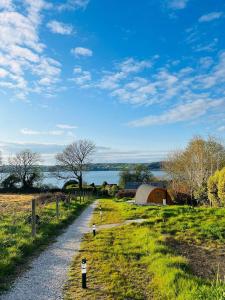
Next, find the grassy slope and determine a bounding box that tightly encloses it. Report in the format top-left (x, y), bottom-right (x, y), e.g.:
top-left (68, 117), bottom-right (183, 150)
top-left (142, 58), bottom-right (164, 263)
top-left (65, 199), bottom-right (225, 300)
top-left (0, 196), bottom-right (91, 291)
top-left (93, 199), bottom-right (225, 247)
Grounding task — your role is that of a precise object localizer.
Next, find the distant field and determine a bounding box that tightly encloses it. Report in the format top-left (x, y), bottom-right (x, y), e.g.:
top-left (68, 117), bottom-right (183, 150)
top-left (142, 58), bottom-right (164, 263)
top-left (0, 194), bottom-right (34, 203)
top-left (0, 194), bottom-right (34, 216)
top-left (65, 199), bottom-right (225, 300)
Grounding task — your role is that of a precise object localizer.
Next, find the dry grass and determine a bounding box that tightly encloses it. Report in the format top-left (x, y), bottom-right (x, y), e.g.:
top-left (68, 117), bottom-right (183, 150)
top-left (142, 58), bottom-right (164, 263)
top-left (0, 194), bottom-right (34, 203)
top-left (0, 194), bottom-right (34, 216)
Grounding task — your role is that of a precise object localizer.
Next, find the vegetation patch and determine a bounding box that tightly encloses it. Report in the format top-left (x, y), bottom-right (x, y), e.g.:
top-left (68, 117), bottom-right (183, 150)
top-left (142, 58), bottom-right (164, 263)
top-left (65, 199), bottom-right (225, 299)
top-left (65, 224), bottom-right (225, 300)
top-left (0, 194), bottom-right (91, 291)
top-left (93, 199), bottom-right (225, 247)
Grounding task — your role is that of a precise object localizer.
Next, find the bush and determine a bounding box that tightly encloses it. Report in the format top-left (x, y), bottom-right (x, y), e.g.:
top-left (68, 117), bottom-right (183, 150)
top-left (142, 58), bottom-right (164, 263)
top-left (208, 167), bottom-right (225, 207)
top-left (207, 170), bottom-right (220, 206)
top-left (218, 167), bottom-right (225, 206)
top-left (194, 183), bottom-right (208, 205)
top-left (116, 190), bottom-right (136, 199)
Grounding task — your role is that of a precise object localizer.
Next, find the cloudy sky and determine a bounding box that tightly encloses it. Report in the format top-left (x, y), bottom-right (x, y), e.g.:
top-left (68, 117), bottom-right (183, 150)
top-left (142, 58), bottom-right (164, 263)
top-left (0, 0), bottom-right (225, 164)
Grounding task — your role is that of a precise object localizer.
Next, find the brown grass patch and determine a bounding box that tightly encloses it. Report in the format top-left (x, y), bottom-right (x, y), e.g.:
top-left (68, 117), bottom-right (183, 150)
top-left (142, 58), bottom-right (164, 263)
top-left (0, 194), bottom-right (34, 203)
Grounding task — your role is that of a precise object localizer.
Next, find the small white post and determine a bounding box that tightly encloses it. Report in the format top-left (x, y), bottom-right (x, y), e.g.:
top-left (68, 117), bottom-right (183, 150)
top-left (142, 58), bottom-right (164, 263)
top-left (81, 258), bottom-right (87, 288)
top-left (93, 224), bottom-right (96, 236)
top-left (163, 198), bottom-right (167, 206)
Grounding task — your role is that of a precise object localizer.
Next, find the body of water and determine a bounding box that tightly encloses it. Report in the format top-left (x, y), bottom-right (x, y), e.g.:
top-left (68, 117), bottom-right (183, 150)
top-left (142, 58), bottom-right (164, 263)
top-left (43, 170), bottom-right (167, 188)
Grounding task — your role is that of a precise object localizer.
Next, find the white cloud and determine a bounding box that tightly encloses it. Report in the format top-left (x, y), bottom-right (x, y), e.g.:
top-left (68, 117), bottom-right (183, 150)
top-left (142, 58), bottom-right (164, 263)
top-left (47, 20), bottom-right (73, 35)
top-left (128, 99), bottom-right (224, 127)
top-left (199, 12), bottom-right (223, 23)
top-left (93, 51), bottom-right (225, 112)
top-left (193, 38), bottom-right (218, 53)
top-left (0, 0), bottom-right (13, 10)
top-left (218, 126), bottom-right (225, 132)
top-left (97, 58), bottom-right (151, 91)
top-left (21, 128), bottom-right (64, 136)
top-left (167, 0), bottom-right (189, 10)
top-left (0, 68), bottom-right (8, 78)
top-left (56, 124), bottom-right (77, 129)
top-left (58, 0), bottom-right (89, 11)
top-left (0, 1), bottom-right (61, 100)
top-left (118, 58), bottom-right (151, 73)
top-left (71, 47), bottom-right (93, 57)
top-left (72, 66), bottom-right (91, 87)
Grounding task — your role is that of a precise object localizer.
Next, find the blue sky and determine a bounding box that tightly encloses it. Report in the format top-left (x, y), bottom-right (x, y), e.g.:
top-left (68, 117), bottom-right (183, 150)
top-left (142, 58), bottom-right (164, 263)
top-left (0, 0), bottom-right (225, 164)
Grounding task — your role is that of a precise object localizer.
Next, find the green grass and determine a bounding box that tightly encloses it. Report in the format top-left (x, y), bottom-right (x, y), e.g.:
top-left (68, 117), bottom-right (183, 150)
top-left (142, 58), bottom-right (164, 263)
top-left (65, 224), bottom-right (225, 300)
top-left (0, 196), bottom-right (92, 291)
top-left (93, 199), bottom-right (225, 246)
top-left (65, 199), bottom-right (225, 300)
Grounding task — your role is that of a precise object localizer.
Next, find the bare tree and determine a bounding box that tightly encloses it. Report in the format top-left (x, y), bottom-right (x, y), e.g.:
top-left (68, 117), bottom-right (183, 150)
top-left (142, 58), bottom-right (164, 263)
top-left (164, 136), bottom-right (225, 204)
top-left (55, 140), bottom-right (95, 192)
top-left (9, 149), bottom-right (42, 189)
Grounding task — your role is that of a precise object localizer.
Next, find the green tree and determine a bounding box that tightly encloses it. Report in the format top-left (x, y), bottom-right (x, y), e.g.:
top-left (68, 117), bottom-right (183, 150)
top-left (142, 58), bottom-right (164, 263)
top-left (119, 164), bottom-right (154, 188)
top-left (164, 136), bottom-right (225, 204)
top-left (218, 167), bottom-right (225, 206)
top-left (207, 170), bottom-right (220, 206)
top-left (1, 174), bottom-right (20, 189)
top-left (9, 149), bottom-right (42, 189)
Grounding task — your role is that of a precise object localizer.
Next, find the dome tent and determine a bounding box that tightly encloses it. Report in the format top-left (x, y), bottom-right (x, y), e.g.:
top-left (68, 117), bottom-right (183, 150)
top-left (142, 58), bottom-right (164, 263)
top-left (135, 184), bottom-right (173, 205)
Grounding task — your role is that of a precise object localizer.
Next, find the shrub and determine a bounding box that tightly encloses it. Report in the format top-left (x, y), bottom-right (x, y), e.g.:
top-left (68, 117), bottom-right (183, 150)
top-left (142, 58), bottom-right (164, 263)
top-left (116, 190), bottom-right (136, 199)
top-left (218, 167), bottom-right (225, 206)
top-left (207, 170), bottom-right (220, 206)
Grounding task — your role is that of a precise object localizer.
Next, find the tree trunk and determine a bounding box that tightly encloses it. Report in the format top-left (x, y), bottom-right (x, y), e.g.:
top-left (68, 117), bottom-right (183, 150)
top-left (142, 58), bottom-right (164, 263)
top-left (78, 174), bottom-right (83, 203)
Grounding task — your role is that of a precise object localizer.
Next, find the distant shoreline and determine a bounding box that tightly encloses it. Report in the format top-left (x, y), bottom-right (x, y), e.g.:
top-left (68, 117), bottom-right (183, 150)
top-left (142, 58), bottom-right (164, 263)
top-left (0, 162), bottom-right (164, 173)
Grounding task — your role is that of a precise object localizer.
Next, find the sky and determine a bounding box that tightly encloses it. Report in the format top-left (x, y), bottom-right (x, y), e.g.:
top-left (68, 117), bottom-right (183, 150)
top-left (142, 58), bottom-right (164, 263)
top-left (0, 0), bottom-right (225, 164)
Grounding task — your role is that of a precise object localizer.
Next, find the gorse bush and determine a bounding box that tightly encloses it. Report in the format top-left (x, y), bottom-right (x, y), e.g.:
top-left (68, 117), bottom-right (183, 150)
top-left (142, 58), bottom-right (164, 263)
top-left (208, 167), bottom-right (225, 207)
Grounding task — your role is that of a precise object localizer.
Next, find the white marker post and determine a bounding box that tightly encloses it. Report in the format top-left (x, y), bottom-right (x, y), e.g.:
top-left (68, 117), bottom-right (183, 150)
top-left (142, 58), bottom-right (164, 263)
top-left (81, 258), bottom-right (87, 288)
top-left (93, 224), bottom-right (96, 236)
top-left (163, 198), bottom-right (167, 206)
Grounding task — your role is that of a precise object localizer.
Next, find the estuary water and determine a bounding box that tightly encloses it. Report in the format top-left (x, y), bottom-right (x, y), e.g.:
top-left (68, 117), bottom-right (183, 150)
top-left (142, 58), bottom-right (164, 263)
top-left (43, 170), bottom-right (167, 188)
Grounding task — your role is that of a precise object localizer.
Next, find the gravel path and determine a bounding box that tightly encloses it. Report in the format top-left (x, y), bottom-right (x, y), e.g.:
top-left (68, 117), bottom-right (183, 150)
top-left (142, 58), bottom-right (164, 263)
top-left (1, 202), bottom-right (97, 300)
top-left (96, 218), bottom-right (147, 230)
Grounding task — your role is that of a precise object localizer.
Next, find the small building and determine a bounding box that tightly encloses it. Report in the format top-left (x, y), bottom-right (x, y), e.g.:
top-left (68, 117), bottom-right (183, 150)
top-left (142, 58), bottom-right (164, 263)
top-left (135, 184), bottom-right (173, 205)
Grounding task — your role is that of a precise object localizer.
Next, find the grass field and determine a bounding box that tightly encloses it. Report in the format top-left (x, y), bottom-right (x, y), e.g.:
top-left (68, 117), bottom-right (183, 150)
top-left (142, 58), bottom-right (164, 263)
top-left (0, 193), bottom-right (92, 291)
top-left (65, 199), bottom-right (225, 300)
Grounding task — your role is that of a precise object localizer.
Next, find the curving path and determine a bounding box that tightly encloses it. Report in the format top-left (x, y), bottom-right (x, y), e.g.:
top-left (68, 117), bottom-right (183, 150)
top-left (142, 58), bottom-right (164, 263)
top-left (1, 202), bottom-right (97, 300)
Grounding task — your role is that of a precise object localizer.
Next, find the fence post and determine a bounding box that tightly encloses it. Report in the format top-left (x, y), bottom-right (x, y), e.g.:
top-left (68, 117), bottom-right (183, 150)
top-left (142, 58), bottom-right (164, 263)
top-left (56, 197), bottom-right (59, 219)
top-left (31, 199), bottom-right (36, 237)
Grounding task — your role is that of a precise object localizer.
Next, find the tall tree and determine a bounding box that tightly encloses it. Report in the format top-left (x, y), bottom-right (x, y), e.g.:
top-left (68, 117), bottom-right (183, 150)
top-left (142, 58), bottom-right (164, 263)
top-left (119, 164), bottom-right (155, 188)
top-left (164, 136), bottom-right (225, 204)
top-left (9, 149), bottom-right (42, 189)
top-left (55, 140), bottom-right (95, 191)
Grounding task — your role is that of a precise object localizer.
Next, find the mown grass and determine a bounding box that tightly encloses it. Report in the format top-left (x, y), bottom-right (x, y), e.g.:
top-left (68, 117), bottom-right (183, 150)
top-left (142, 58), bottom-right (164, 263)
top-left (65, 224), bottom-right (225, 300)
top-left (0, 195), bottom-right (92, 291)
top-left (65, 199), bottom-right (225, 300)
top-left (93, 199), bottom-right (225, 246)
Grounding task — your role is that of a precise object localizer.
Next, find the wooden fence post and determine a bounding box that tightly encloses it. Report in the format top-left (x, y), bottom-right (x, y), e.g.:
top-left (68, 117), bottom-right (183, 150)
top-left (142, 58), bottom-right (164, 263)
top-left (56, 197), bottom-right (59, 219)
top-left (31, 199), bottom-right (36, 237)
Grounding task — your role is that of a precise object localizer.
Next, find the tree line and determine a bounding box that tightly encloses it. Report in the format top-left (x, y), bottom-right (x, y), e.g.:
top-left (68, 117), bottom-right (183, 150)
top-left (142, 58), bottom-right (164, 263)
top-left (164, 136), bottom-right (225, 205)
top-left (0, 140), bottom-right (95, 191)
